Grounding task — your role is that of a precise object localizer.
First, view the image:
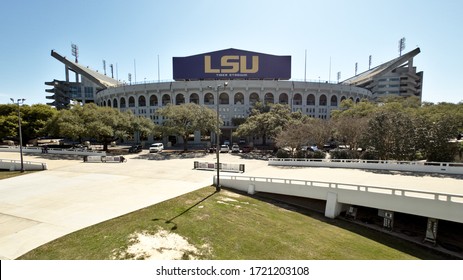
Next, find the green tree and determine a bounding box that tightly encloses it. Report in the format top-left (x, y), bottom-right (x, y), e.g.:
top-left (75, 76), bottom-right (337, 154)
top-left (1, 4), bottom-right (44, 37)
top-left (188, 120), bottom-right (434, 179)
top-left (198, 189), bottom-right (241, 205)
top-left (234, 104), bottom-right (292, 146)
top-left (0, 104), bottom-right (57, 144)
top-left (156, 103), bottom-right (218, 151)
top-left (362, 110), bottom-right (417, 160)
top-left (419, 115), bottom-right (459, 162)
top-left (46, 103), bottom-right (155, 150)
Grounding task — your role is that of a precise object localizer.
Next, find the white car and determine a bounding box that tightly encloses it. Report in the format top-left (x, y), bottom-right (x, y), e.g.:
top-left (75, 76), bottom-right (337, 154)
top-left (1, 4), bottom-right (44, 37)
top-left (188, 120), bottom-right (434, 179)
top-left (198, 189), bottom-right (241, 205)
top-left (220, 145), bottom-right (230, 153)
top-left (231, 144), bottom-right (240, 153)
top-left (149, 143), bottom-right (164, 153)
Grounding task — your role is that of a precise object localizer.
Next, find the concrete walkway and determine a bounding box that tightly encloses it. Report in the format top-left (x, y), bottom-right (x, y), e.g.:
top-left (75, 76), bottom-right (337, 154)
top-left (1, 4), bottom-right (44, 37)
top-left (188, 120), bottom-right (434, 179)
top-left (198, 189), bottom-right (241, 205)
top-left (1, 151), bottom-right (462, 260)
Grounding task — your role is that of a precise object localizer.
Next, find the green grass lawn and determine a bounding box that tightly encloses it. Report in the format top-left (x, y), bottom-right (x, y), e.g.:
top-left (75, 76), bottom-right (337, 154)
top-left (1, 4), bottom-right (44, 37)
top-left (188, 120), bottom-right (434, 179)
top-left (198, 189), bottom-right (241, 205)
top-left (0, 170), bottom-right (29, 180)
top-left (18, 187), bottom-right (446, 260)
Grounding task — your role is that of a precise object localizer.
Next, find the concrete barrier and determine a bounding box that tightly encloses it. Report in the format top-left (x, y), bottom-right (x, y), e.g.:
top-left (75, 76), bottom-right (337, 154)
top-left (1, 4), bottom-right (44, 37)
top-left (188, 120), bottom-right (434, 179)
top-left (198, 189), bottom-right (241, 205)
top-left (268, 158), bottom-right (463, 175)
top-left (0, 146), bottom-right (106, 157)
top-left (84, 155), bottom-right (126, 163)
top-left (0, 159), bottom-right (48, 171)
top-left (194, 161), bottom-right (244, 173)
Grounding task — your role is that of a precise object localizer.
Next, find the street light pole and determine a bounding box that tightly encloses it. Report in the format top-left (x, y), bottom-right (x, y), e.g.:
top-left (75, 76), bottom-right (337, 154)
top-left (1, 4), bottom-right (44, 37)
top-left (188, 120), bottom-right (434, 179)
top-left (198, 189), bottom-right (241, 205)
top-left (209, 82), bottom-right (228, 192)
top-left (10, 98), bottom-right (26, 173)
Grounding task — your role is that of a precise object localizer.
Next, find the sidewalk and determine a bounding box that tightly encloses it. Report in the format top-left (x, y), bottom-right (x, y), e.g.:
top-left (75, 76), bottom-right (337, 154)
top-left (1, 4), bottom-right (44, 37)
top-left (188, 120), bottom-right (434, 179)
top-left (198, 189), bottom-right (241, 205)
top-left (1, 151), bottom-right (462, 259)
top-left (0, 151), bottom-right (225, 260)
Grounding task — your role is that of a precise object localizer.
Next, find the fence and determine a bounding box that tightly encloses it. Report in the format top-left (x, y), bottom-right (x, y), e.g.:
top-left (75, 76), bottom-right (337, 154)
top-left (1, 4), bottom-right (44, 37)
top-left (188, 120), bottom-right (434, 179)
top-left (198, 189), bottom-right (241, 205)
top-left (268, 158), bottom-right (463, 175)
top-left (0, 146), bottom-right (106, 157)
top-left (194, 161), bottom-right (245, 173)
top-left (0, 158), bottom-right (48, 171)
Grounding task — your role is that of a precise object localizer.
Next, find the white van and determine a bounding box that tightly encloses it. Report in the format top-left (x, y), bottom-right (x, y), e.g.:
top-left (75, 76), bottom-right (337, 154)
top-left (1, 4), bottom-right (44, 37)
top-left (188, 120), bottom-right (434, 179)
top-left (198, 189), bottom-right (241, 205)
top-left (149, 143), bottom-right (164, 153)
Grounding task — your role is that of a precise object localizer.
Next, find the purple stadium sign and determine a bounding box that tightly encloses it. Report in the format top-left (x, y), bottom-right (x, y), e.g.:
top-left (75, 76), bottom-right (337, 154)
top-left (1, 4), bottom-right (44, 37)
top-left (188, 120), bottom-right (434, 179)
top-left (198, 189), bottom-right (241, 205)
top-left (173, 48), bottom-right (291, 80)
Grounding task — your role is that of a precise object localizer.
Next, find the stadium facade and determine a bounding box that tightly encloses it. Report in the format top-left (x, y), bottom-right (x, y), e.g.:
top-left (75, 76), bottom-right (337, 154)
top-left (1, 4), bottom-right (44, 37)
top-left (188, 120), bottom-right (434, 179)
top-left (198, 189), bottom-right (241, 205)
top-left (45, 48), bottom-right (422, 145)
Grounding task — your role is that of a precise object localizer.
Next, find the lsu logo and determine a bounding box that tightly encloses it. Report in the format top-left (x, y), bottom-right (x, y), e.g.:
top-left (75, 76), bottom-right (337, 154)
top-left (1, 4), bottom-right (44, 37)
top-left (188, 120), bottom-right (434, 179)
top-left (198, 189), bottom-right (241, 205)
top-left (204, 55), bottom-right (259, 74)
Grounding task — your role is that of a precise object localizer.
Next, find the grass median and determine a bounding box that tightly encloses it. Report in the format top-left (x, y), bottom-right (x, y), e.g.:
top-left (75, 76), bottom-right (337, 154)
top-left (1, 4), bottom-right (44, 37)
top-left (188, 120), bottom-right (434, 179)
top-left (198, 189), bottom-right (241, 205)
top-left (18, 186), bottom-right (446, 260)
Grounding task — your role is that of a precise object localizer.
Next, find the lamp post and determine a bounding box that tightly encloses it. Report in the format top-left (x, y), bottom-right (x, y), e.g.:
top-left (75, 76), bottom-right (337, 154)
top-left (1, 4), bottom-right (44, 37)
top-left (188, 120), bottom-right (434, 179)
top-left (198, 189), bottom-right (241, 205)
top-left (10, 98), bottom-right (26, 173)
top-left (208, 82), bottom-right (228, 192)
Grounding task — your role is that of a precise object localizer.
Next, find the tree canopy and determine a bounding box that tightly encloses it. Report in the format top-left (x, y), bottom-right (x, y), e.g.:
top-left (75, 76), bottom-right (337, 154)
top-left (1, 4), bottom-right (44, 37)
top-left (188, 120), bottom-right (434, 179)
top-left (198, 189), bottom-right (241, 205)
top-left (0, 104), bottom-right (57, 144)
top-left (46, 103), bottom-right (156, 150)
top-left (156, 103), bottom-right (218, 151)
top-left (233, 103), bottom-right (294, 146)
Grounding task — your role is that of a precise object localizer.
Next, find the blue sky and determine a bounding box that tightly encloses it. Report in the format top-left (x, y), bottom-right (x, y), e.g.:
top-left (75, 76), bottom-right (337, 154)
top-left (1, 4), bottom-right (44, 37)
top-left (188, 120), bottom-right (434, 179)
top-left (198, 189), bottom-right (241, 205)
top-left (1, 0), bottom-right (462, 105)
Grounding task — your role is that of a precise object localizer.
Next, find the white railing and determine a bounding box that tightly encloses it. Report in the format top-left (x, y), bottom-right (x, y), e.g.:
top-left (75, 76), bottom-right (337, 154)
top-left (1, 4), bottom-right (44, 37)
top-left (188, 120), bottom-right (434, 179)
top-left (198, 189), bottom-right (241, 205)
top-left (268, 158), bottom-right (463, 175)
top-left (217, 174), bottom-right (463, 224)
top-left (0, 146), bottom-right (106, 156)
top-left (194, 161), bottom-right (245, 173)
top-left (0, 158), bottom-right (48, 171)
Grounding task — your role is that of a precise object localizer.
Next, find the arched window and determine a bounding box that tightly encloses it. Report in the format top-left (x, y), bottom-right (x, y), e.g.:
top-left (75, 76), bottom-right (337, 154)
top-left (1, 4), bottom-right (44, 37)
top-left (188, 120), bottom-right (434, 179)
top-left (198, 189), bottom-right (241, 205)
top-left (103, 100), bottom-right (106, 106)
top-left (356, 98), bottom-right (360, 103)
top-left (128, 96), bottom-right (135, 107)
top-left (219, 92), bottom-right (229, 104)
top-left (307, 94), bottom-right (315, 105)
top-left (176, 94), bottom-right (185, 105)
top-left (341, 96), bottom-right (347, 102)
top-left (138, 96), bottom-right (146, 107)
top-left (204, 93), bottom-right (214, 105)
top-left (107, 99), bottom-right (111, 107)
top-left (120, 97), bottom-right (126, 108)
top-left (190, 93), bottom-right (199, 104)
top-left (149, 95), bottom-right (158, 106)
top-left (319, 94), bottom-right (327, 106)
top-left (330, 95), bottom-right (338, 106)
top-left (113, 98), bottom-right (118, 108)
top-left (249, 92), bottom-right (259, 105)
top-left (293, 93), bottom-right (302, 105)
top-left (162, 94), bottom-right (171, 106)
top-left (279, 93), bottom-right (288, 104)
top-left (234, 92), bottom-right (244, 105)
top-left (264, 92), bottom-right (274, 104)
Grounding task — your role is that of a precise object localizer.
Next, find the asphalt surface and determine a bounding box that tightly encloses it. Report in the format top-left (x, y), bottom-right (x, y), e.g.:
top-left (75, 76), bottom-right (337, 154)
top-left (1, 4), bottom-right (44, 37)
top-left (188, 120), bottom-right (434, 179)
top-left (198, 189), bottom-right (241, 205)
top-left (1, 150), bottom-right (462, 260)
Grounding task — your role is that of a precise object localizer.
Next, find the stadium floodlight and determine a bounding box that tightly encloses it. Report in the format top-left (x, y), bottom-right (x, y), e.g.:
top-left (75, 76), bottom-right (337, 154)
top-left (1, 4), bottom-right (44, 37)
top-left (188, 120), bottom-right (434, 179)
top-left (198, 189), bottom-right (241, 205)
top-left (398, 37), bottom-right (406, 56)
top-left (71, 44), bottom-right (79, 63)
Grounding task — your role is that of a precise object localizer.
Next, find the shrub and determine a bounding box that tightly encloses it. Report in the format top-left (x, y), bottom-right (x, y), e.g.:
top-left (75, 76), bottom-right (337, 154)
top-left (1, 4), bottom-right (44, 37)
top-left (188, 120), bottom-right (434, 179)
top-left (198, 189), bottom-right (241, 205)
top-left (330, 149), bottom-right (359, 159)
top-left (359, 150), bottom-right (380, 160)
top-left (276, 149), bottom-right (290, 158)
top-left (307, 150), bottom-right (326, 159)
top-left (295, 150), bottom-right (307, 158)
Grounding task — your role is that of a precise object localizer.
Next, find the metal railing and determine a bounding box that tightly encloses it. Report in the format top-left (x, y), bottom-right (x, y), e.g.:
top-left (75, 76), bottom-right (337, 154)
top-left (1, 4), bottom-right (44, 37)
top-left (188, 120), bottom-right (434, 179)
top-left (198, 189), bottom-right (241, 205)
top-left (268, 158), bottom-right (463, 175)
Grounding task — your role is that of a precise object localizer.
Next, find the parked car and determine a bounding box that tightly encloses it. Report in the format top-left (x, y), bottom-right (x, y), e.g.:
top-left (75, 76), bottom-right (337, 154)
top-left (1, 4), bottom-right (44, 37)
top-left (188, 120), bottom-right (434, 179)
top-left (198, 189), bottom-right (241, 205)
top-left (220, 144), bottom-right (230, 153)
top-left (149, 143), bottom-right (164, 153)
top-left (128, 144), bottom-right (143, 153)
top-left (231, 144), bottom-right (240, 153)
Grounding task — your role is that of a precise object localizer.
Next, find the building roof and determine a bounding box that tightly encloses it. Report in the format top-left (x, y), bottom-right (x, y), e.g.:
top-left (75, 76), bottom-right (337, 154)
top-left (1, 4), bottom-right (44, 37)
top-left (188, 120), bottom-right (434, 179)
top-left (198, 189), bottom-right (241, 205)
top-left (51, 50), bottom-right (120, 89)
top-left (341, 47), bottom-right (421, 86)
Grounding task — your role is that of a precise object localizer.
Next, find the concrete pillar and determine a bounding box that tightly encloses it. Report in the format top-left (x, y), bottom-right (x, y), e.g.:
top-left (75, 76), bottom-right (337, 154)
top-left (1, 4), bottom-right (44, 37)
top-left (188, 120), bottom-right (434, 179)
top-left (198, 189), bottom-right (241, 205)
top-left (247, 184), bottom-right (255, 195)
top-left (325, 192), bottom-right (343, 219)
top-left (194, 130), bottom-right (201, 144)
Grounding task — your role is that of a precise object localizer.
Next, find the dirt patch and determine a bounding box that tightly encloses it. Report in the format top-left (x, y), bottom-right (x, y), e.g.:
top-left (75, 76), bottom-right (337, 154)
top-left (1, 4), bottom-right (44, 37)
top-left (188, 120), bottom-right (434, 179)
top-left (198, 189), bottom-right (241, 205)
top-left (113, 229), bottom-right (210, 260)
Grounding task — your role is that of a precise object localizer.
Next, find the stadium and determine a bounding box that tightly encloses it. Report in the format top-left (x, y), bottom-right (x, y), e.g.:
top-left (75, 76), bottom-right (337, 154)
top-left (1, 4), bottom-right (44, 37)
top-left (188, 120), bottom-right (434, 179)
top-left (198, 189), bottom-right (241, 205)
top-left (45, 48), bottom-right (422, 145)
